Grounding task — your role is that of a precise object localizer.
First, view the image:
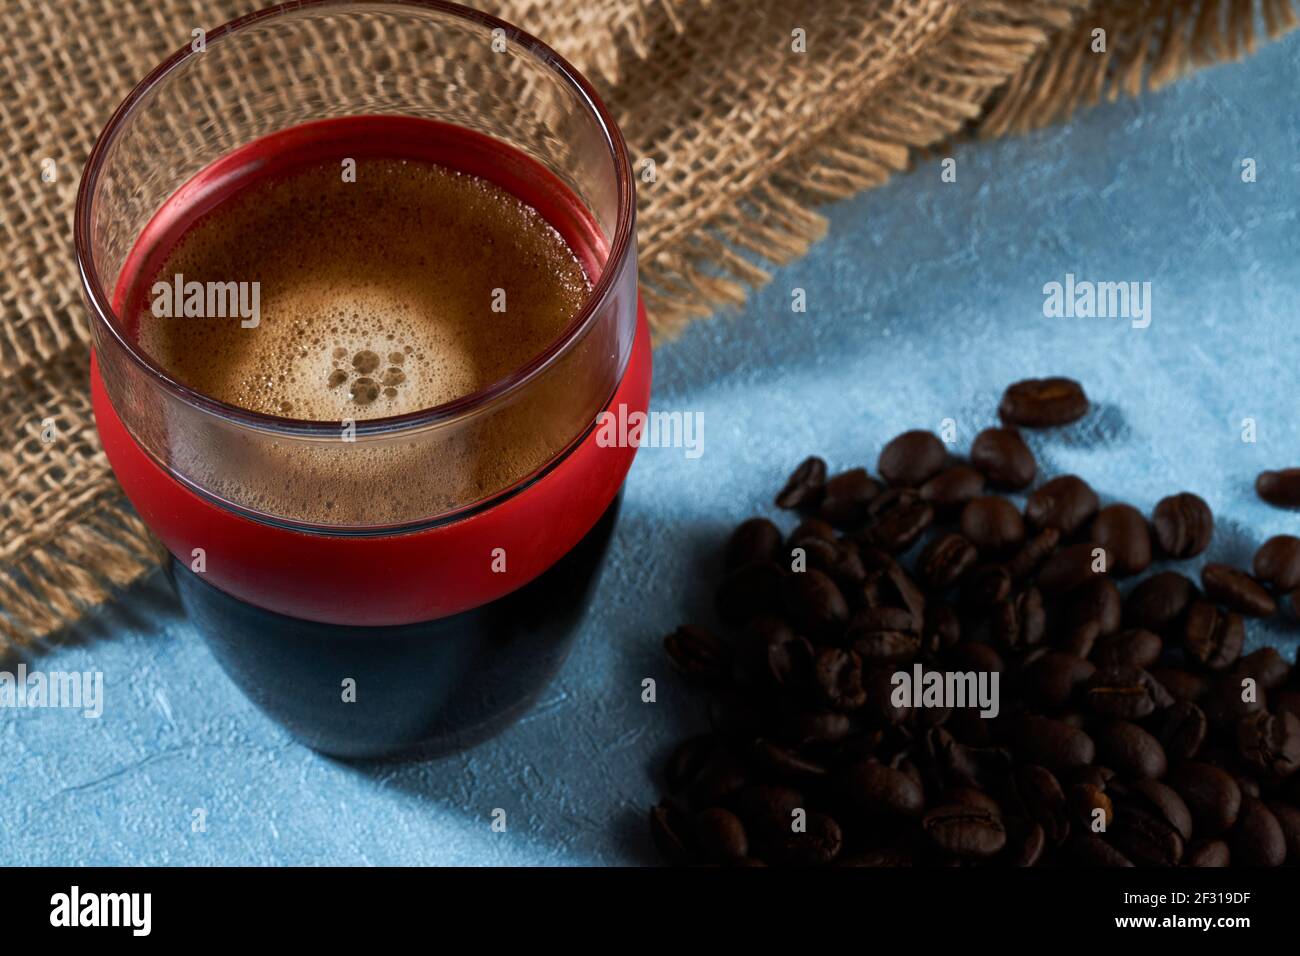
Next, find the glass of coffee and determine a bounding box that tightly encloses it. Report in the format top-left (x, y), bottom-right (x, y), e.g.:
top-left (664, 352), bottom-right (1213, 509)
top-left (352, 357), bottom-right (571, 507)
top-left (75, 0), bottom-right (647, 758)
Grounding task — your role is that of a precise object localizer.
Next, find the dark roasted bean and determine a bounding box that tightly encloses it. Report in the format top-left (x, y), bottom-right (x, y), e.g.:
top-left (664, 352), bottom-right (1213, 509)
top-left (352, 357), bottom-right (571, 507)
top-left (1185, 839), bottom-right (1230, 867)
top-left (918, 465), bottom-right (985, 516)
top-left (847, 760), bottom-right (925, 818)
top-left (1254, 534), bottom-right (1300, 590)
top-left (1151, 700), bottom-right (1207, 762)
top-left (1201, 563), bottom-right (1277, 617)
top-left (1123, 571), bottom-right (1197, 633)
top-left (716, 561), bottom-right (784, 625)
top-left (1182, 601), bottom-right (1244, 671)
top-left (1089, 504), bottom-right (1151, 577)
top-left (1093, 628), bottom-right (1162, 669)
top-left (769, 811), bottom-right (843, 866)
top-left (999, 377), bottom-right (1089, 428)
top-left (1232, 797), bottom-right (1286, 867)
top-left (1235, 711), bottom-right (1300, 778)
top-left (922, 803), bottom-right (1007, 859)
top-left (917, 532), bottom-right (977, 590)
top-left (725, 517), bottom-right (783, 571)
top-left (812, 646), bottom-right (867, 711)
top-left (1096, 720), bottom-right (1166, 779)
top-left (694, 807), bottom-right (749, 862)
top-left (971, 427), bottom-right (1036, 489)
top-left (878, 430), bottom-right (948, 487)
top-left (781, 569), bottom-right (848, 639)
top-left (649, 803), bottom-right (696, 866)
top-left (1026, 475), bottom-right (1099, 535)
top-left (1151, 492), bottom-right (1214, 558)
top-left (1256, 467), bottom-right (1300, 508)
top-left (664, 625), bottom-right (732, 683)
top-left (1166, 762), bottom-right (1241, 837)
top-left (1025, 652), bottom-right (1096, 710)
top-left (818, 468), bottom-right (882, 527)
top-left (960, 496), bottom-right (1025, 555)
top-left (863, 491), bottom-right (934, 553)
top-left (1067, 576), bottom-right (1122, 636)
top-left (1038, 541), bottom-right (1107, 595)
top-left (1014, 715), bottom-right (1095, 771)
top-left (1084, 665), bottom-right (1171, 720)
top-left (1007, 527), bottom-right (1061, 580)
top-left (1267, 802), bottom-right (1300, 864)
top-left (775, 456), bottom-right (827, 510)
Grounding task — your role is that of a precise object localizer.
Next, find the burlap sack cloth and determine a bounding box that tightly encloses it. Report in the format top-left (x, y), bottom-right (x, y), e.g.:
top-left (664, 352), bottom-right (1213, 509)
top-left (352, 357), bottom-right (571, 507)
top-left (0, 0), bottom-right (1294, 649)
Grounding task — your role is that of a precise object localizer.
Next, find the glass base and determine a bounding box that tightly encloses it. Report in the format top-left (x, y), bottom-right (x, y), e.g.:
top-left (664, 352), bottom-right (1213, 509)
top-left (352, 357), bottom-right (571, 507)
top-left (168, 493), bottom-right (623, 760)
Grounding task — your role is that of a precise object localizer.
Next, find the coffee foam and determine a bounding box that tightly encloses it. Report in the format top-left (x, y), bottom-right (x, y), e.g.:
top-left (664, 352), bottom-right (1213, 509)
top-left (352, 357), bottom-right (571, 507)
top-left (137, 158), bottom-right (590, 421)
top-left (134, 157), bottom-right (595, 525)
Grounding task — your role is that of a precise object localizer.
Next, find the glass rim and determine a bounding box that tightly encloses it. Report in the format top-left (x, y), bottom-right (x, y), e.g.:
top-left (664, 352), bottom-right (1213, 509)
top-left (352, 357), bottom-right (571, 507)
top-left (74, 0), bottom-right (636, 440)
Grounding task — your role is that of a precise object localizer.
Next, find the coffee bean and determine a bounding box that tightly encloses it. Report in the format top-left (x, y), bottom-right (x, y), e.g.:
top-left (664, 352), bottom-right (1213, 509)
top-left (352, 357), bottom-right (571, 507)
top-left (863, 491), bottom-right (935, 553)
top-left (743, 617), bottom-right (813, 691)
top-left (781, 569), bottom-right (848, 639)
top-left (1093, 628), bottom-right (1162, 669)
top-left (1025, 652), bottom-right (1096, 709)
top-left (1166, 762), bottom-right (1241, 836)
top-left (1235, 711), bottom-right (1300, 778)
top-left (1266, 801), bottom-right (1300, 864)
top-left (1015, 716), bottom-right (1096, 771)
top-left (1120, 779), bottom-right (1193, 841)
top-left (1201, 563), bottom-right (1277, 618)
top-left (971, 427), bottom-right (1036, 489)
top-left (1237, 647), bottom-right (1291, 690)
top-left (1151, 700), bottom-right (1207, 762)
top-left (1151, 492), bottom-right (1214, 558)
top-left (922, 803), bottom-right (1007, 859)
top-left (1096, 720), bottom-right (1167, 780)
top-left (1084, 665), bottom-right (1171, 720)
top-left (1232, 797), bottom-right (1286, 867)
top-left (1149, 665), bottom-right (1208, 704)
top-left (1110, 805), bottom-right (1184, 866)
top-left (694, 807), bottom-right (749, 862)
top-left (650, 803), bottom-right (696, 865)
top-left (878, 430), bottom-right (948, 487)
top-left (769, 811), bottom-right (843, 866)
top-left (1089, 504), bottom-right (1151, 577)
top-left (999, 377), bottom-right (1089, 428)
top-left (993, 587), bottom-right (1045, 652)
top-left (665, 734), bottom-right (717, 792)
top-left (812, 646), bottom-right (867, 711)
top-left (1256, 467), bottom-right (1300, 508)
top-left (847, 760), bottom-right (925, 818)
top-left (776, 456), bottom-right (827, 510)
top-left (664, 625), bottom-right (732, 684)
top-left (1038, 542), bottom-right (1107, 595)
top-left (1068, 782), bottom-right (1113, 831)
top-left (1016, 765), bottom-right (1071, 845)
top-left (1004, 817), bottom-right (1047, 866)
top-left (1123, 571), bottom-right (1197, 633)
top-left (1007, 527), bottom-right (1061, 580)
top-left (790, 516), bottom-right (837, 544)
top-left (960, 496), bottom-right (1025, 555)
top-left (1182, 601), bottom-right (1244, 671)
top-left (818, 468), bottom-right (881, 527)
top-left (847, 608), bottom-right (921, 665)
top-left (1026, 475), bottom-right (1099, 535)
top-left (725, 517), bottom-right (782, 571)
top-left (1071, 832), bottom-right (1133, 867)
top-left (1066, 576), bottom-right (1122, 637)
top-left (736, 784), bottom-right (804, 837)
top-left (1185, 839), bottom-right (1230, 867)
top-left (918, 533), bottom-right (977, 591)
top-left (919, 465), bottom-right (986, 516)
top-left (749, 738), bottom-right (827, 781)
top-left (1254, 535), bottom-right (1300, 590)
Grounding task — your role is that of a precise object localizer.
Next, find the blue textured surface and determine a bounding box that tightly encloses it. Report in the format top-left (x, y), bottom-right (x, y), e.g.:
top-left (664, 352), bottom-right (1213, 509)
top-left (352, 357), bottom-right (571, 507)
top-left (4, 37), bottom-right (1299, 866)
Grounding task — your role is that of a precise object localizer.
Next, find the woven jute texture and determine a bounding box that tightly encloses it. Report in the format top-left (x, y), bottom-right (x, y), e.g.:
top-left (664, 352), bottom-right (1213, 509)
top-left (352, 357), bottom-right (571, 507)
top-left (0, 0), bottom-right (1295, 649)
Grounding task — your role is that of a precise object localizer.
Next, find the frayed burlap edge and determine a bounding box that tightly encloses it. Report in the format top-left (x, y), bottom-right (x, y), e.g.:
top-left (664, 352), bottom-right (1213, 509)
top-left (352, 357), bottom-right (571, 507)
top-left (641, 0), bottom-right (1297, 337)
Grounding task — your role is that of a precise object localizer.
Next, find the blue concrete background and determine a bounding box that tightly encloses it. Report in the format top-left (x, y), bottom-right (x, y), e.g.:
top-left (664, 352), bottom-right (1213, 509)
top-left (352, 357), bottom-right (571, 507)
top-left (4, 35), bottom-right (1299, 866)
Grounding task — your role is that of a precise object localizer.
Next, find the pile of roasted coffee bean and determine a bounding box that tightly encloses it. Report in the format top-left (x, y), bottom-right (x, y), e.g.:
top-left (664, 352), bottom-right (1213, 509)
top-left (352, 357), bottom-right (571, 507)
top-left (651, 377), bottom-right (1300, 867)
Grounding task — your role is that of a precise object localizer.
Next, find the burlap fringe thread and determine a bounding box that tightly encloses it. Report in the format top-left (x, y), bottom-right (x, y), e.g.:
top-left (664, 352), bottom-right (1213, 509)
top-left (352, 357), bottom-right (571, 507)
top-left (1, 0), bottom-right (1295, 652)
top-left (641, 0), bottom-right (1297, 335)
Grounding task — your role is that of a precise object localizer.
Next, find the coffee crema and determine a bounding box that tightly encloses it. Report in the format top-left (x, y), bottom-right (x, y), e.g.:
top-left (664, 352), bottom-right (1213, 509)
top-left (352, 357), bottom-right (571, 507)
top-left (127, 152), bottom-right (601, 525)
top-left (136, 157), bottom-right (591, 421)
